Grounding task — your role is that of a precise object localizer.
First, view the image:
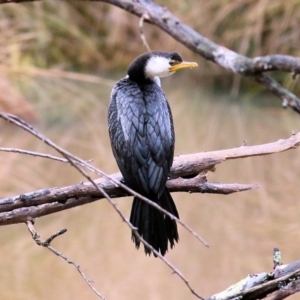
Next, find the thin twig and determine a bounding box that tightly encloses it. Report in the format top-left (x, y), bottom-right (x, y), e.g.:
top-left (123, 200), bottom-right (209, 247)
top-left (255, 74), bottom-right (300, 114)
top-left (139, 13), bottom-right (151, 52)
top-left (0, 147), bottom-right (93, 165)
top-left (0, 112), bottom-right (208, 249)
top-left (26, 220), bottom-right (106, 300)
top-left (98, 0), bottom-right (300, 115)
top-left (0, 112), bottom-right (205, 298)
top-left (131, 228), bottom-right (204, 300)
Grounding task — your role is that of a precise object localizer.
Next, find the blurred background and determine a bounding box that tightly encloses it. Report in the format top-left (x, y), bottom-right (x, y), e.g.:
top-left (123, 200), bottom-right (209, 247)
top-left (1, 0), bottom-right (300, 299)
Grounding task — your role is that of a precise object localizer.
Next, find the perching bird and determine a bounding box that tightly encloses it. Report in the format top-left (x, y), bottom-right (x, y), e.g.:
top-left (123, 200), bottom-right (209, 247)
top-left (108, 51), bottom-right (198, 256)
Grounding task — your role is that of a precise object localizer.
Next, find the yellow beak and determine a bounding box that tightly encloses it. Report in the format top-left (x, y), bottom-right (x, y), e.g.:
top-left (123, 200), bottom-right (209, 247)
top-left (169, 61), bottom-right (198, 72)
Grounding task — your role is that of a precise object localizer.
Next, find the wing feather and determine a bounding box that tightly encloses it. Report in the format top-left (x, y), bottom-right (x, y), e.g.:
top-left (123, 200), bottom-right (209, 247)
top-left (108, 78), bottom-right (174, 197)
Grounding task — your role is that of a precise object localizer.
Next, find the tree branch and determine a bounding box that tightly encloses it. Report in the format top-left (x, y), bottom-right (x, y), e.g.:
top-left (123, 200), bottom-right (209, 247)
top-left (26, 220), bottom-right (107, 299)
top-left (0, 147), bottom-right (93, 165)
top-left (254, 74), bottom-right (300, 113)
top-left (0, 112), bottom-right (207, 298)
top-left (0, 132), bottom-right (299, 226)
top-left (208, 249), bottom-right (300, 300)
top-left (99, 0), bottom-right (300, 113)
top-left (1, 0), bottom-right (299, 112)
top-left (171, 132), bottom-right (300, 177)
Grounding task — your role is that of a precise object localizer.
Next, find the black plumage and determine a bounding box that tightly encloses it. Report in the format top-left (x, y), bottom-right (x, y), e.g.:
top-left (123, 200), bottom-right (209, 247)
top-left (108, 51), bottom-right (197, 256)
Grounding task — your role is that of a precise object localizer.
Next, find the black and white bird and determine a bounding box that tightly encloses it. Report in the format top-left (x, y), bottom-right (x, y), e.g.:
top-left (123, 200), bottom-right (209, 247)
top-left (108, 51), bottom-right (198, 256)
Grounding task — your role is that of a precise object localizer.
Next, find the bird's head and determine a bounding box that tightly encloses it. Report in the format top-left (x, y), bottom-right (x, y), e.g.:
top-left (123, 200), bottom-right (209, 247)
top-left (127, 51), bottom-right (198, 83)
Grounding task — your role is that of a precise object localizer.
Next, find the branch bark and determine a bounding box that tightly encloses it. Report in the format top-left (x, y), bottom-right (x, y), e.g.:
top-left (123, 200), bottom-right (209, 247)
top-left (208, 250), bottom-right (300, 300)
top-left (98, 0), bottom-right (300, 113)
top-left (0, 133), bottom-right (299, 226)
top-left (0, 0), bottom-right (299, 112)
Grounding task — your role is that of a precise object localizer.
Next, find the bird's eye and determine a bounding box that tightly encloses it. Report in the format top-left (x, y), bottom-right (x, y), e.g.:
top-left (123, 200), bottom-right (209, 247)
top-left (169, 60), bottom-right (177, 66)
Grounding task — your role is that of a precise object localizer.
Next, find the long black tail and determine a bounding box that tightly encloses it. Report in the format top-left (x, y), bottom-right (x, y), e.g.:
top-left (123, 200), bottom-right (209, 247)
top-left (129, 188), bottom-right (179, 256)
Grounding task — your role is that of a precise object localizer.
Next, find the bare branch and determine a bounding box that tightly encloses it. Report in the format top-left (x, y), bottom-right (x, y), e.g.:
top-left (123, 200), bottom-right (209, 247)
top-left (96, 0), bottom-right (300, 114)
top-left (98, 0), bottom-right (300, 76)
top-left (0, 112), bottom-right (210, 248)
top-left (130, 228), bottom-right (205, 299)
top-left (0, 0), bottom-right (299, 112)
top-left (255, 74), bottom-right (300, 114)
top-left (139, 13), bottom-right (151, 52)
top-left (0, 173), bottom-right (257, 226)
top-left (208, 248), bottom-right (300, 300)
top-left (26, 220), bottom-right (106, 300)
top-left (0, 112), bottom-right (207, 297)
top-left (171, 132), bottom-right (300, 178)
top-left (0, 0), bottom-right (298, 112)
top-left (0, 107), bottom-right (299, 228)
top-left (0, 147), bottom-right (93, 165)
top-left (266, 280), bottom-right (300, 300)
top-left (0, 129), bottom-right (299, 226)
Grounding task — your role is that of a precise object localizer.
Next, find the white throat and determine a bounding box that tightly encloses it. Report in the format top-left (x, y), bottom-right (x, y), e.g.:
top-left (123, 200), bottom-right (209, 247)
top-left (144, 56), bottom-right (174, 79)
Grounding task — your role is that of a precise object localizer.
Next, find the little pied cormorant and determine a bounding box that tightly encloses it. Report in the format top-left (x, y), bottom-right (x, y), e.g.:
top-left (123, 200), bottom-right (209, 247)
top-left (108, 51), bottom-right (198, 256)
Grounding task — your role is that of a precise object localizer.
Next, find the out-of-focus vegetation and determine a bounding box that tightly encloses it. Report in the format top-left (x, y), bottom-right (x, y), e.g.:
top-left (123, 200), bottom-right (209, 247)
top-left (3, 1), bottom-right (299, 69)
top-left (1, 1), bottom-right (300, 300)
top-left (0, 0), bottom-right (300, 120)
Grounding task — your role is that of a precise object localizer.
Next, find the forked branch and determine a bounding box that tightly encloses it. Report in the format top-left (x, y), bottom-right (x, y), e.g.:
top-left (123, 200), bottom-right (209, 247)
top-left (26, 220), bottom-right (106, 299)
top-left (0, 127), bottom-right (299, 226)
top-left (0, 0), bottom-right (299, 112)
top-left (99, 0), bottom-right (300, 114)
